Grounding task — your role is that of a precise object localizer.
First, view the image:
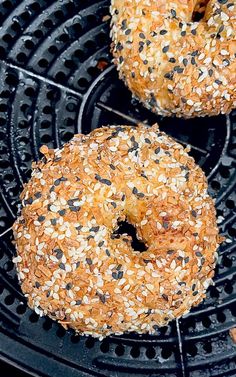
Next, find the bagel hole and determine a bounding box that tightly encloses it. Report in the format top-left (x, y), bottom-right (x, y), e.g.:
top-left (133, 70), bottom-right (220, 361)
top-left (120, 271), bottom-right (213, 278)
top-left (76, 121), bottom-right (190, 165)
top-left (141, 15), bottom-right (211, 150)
top-left (114, 221), bottom-right (148, 252)
top-left (192, 0), bottom-right (210, 22)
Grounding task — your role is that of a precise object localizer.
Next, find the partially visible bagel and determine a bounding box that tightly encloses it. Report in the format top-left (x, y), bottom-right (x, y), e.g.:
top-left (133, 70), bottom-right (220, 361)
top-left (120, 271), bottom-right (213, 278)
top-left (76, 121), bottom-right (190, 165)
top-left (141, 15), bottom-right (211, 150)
top-left (111, 0), bottom-right (236, 118)
top-left (13, 124), bottom-right (221, 338)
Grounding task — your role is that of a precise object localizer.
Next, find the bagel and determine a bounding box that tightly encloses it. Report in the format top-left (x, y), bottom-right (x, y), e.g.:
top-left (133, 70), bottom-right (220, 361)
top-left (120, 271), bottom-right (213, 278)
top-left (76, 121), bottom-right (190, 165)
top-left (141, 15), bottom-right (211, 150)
top-left (13, 124), bottom-right (221, 338)
top-left (110, 0), bottom-right (236, 118)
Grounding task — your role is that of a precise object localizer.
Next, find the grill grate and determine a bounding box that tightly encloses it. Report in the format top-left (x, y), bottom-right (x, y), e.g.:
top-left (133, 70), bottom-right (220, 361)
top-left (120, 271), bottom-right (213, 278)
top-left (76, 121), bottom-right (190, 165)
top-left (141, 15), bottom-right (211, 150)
top-left (0, 1), bottom-right (236, 376)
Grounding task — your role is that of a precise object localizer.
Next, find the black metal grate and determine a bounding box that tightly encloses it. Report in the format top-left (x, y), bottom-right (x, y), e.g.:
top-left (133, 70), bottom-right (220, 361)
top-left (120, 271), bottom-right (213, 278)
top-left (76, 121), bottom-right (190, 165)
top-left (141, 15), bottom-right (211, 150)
top-left (0, 1), bottom-right (236, 376)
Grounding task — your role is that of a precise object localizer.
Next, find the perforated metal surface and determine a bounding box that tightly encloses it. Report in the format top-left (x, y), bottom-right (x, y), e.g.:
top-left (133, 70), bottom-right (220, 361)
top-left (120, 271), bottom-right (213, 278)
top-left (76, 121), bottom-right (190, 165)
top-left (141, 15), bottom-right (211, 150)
top-left (0, 1), bottom-right (236, 376)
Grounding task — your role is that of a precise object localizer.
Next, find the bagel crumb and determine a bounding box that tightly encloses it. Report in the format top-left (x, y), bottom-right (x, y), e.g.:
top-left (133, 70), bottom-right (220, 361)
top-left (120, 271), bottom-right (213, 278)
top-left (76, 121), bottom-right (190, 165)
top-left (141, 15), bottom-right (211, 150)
top-left (13, 124), bottom-right (221, 338)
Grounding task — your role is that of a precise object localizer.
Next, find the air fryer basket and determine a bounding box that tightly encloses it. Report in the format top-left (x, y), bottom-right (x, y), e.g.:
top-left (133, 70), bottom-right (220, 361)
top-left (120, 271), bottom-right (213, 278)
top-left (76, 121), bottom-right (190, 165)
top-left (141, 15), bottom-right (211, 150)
top-left (0, 1), bottom-right (236, 376)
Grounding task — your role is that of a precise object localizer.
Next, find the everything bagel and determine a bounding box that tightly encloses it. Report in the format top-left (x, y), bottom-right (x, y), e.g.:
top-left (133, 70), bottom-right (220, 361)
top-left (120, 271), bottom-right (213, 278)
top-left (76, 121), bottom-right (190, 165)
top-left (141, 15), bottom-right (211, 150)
top-left (13, 125), bottom-right (221, 338)
top-left (111, 0), bottom-right (236, 118)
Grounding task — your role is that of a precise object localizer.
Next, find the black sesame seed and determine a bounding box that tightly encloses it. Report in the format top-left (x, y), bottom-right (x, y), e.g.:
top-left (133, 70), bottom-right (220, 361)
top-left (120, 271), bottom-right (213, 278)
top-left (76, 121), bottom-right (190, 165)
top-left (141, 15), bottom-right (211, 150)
top-left (191, 50), bottom-right (199, 56)
top-left (192, 284), bottom-right (196, 291)
top-left (121, 19), bottom-right (127, 29)
top-left (223, 59), bottom-right (230, 66)
top-left (137, 192), bottom-right (145, 198)
top-left (86, 258), bottom-right (92, 265)
top-left (162, 46), bottom-right (169, 53)
top-left (35, 281), bottom-right (40, 288)
top-left (110, 164), bottom-right (116, 170)
top-left (111, 202), bottom-right (117, 208)
top-left (58, 209), bottom-right (66, 216)
top-left (76, 261), bottom-right (80, 269)
top-left (112, 272), bottom-right (118, 280)
top-left (69, 206), bottom-right (80, 212)
top-left (132, 187), bottom-right (138, 195)
top-left (145, 138), bottom-right (151, 144)
top-left (139, 45), bottom-right (144, 53)
top-left (193, 291), bottom-right (198, 296)
top-left (171, 9), bottom-right (176, 17)
top-left (185, 257), bottom-right (190, 263)
top-left (181, 31), bottom-right (186, 37)
top-left (26, 198), bottom-right (33, 205)
top-left (38, 215), bottom-right (45, 222)
top-left (169, 57), bottom-right (176, 63)
top-left (191, 57), bottom-right (196, 65)
top-left (46, 291), bottom-right (50, 297)
top-left (54, 179), bottom-right (61, 186)
top-left (167, 250), bottom-right (174, 255)
top-left (163, 221), bottom-right (169, 229)
top-left (100, 178), bottom-right (112, 186)
top-left (118, 271), bottom-right (124, 279)
top-left (174, 66), bottom-right (184, 73)
top-left (176, 290), bottom-right (182, 295)
top-left (66, 283), bottom-right (72, 290)
top-left (191, 29), bottom-right (197, 35)
top-left (116, 42), bottom-right (123, 51)
top-left (59, 263), bottom-right (65, 270)
top-left (155, 147), bottom-right (160, 154)
top-left (185, 172), bottom-right (190, 181)
top-left (76, 225), bottom-right (83, 232)
top-left (90, 226), bottom-right (99, 232)
top-left (162, 294), bottom-right (168, 301)
top-left (98, 241), bottom-right (104, 247)
top-left (60, 176), bottom-right (67, 181)
top-left (99, 294), bottom-right (106, 304)
top-left (56, 249), bottom-right (63, 260)
top-left (139, 32), bottom-right (145, 39)
top-left (121, 194), bottom-right (126, 201)
top-left (105, 249), bottom-right (111, 257)
top-left (164, 71), bottom-right (174, 80)
top-left (208, 69), bottom-right (213, 77)
top-left (76, 300), bottom-right (82, 305)
top-left (125, 28), bottom-right (131, 35)
top-left (50, 218), bottom-right (57, 225)
top-left (183, 58), bottom-right (188, 66)
top-left (215, 79), bottom-right (222, 85)
top-left (160, 29), bottom-right (167, 35)
top-left (34, 192), bottom-right (42, 199)
top-left (191, 210), bottom-right (197, 217)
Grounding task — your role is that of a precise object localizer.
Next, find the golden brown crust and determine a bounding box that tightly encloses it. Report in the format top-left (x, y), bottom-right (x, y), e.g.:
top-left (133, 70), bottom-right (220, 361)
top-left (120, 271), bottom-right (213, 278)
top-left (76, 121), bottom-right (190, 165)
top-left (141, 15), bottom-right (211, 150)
top-left (13, 124), bottom-right (221, 338)
top-left (110, 0), bottom-right (236, 118)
